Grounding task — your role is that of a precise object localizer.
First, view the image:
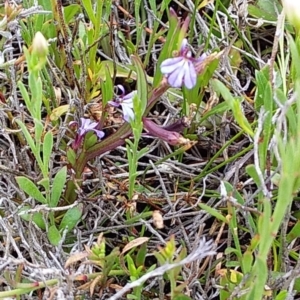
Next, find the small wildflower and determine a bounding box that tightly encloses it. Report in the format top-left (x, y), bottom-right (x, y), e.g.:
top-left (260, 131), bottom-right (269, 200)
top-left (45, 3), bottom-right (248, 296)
top-left (108, 85), bottom-right (137, 122)
top-left (160, 38), bottom-right (206, 89)
top-left (69, 118), bottom-right (105, 150)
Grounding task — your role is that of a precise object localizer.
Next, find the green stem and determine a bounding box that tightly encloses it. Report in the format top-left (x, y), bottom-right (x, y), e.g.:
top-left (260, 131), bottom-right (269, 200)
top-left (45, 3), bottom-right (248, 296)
top-left (0, 279), bottom-right (58, 298)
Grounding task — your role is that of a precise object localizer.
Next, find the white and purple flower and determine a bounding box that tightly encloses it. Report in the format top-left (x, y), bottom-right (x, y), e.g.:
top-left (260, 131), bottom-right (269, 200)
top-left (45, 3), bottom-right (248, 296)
top-left (70, 118), bottom-right (105, 149)
top-left (160, 38), bottom-right (206, 90)
top-left (108, 85), bottom-right (137, 122)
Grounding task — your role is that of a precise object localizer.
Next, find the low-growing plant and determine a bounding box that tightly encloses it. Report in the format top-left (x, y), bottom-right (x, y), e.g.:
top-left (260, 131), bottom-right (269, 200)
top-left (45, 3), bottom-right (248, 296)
top-left (14, 32), bottom-right (82, 245)
top-left (5, 0), bottom-right (300, 299)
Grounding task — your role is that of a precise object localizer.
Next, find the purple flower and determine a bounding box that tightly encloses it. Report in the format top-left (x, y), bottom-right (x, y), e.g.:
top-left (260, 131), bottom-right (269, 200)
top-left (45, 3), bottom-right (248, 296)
top-left (108, 85), bottom-right (137, 122)
top-left (69, 118), bottom-right (105, 149)
top-left (160, 39), bottom-right (206, 89)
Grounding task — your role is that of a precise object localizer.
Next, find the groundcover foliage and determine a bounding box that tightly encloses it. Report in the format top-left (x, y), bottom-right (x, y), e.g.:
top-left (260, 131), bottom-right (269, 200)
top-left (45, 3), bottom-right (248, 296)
top-left (0, 0), bottom-right (300, 299)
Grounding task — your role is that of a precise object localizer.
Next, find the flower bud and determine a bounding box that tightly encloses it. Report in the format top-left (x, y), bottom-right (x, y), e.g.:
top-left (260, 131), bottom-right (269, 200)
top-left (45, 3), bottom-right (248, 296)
top-left (282, 0), bottom-right (300, 32)
top-left (143, 117), bottom-right (184, 146)
top-left (32, 31), bottom-right (48, 58)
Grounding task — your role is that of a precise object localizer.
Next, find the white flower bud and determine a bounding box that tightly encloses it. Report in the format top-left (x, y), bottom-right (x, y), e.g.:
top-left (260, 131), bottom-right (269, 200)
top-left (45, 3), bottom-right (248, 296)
top-left (32, 31), bottom-right (48, 57)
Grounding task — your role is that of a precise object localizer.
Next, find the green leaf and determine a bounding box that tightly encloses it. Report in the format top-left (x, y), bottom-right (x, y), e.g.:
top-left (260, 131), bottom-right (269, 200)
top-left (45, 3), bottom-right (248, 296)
top-left (48, 224), bottom-right (61, 246)
top-left (63, 4), bottom-right (81, 24)
top-left (246, 165), bottom-right (262, 191)
top-left (34, 119), bottom-right (43, 146)
top-left (232, 99), bottom-right (254, 137)
top-left (18, 81), bottom-right (32, 113)
top-left (254, 67), bottom-right (269, 110)
top-left (287, 220), bottom-right (300, 243)
top-left (43, 131), bottom-right (53, 170)
top-left (16, 176), bottom-right (47, 204)
top-left (84, 0), bottom-right (105, 71)
top-left (246, 257), bottom-right (268, 300)
top-left (135, 243), bottom-right (147, 267)
top-left (81, 0), bottom-right (96, 24)
top-left (98, 60), bottom-right (137, 81)
top-left (59, 204), bottom-right (83, 231)
top-left (100, 64), bottom-right (114, 106)
top-left (256, 73), bottom-right (273, 173)
top-left (131, 55), bottom-right (148, 115)
top-left (154, 251), bottom-right (166, 266)
top-left (241, 249), bottom-right (253, 274)
top-left (275, 291), bottom-right (288, 300)
top-left (50, 166), bottom-right (67, 207)
top-left (18, 206), bottom-right (46, 230)
top-left (84, 131), bottom-right (98, 149)
top-left (127, 295), bottom-right (139, 300)
top-left (198, 203), bottom-right (227, 223)
top-left (137, 147), bottom-right (149, 160)
top-left (15, 120), bottom-right (36, 155)
top-left (104, 247), bottom-right (120, 272)
top-left (32, 212), bottom-right (46, 230)
top-left (28, 74), bottom-right (42, 118)
top-left (225, 247), bottom-right (241, 256)
top-left (126, 254), bottom-right (137, 277)
top-left (198, 57), bottom-right (220, 89)
top-left (66, 148), bottom-right (76, 166)
top-left (38, 177), bottom-right (50, 193)
top-left (50, 104), bottom-right (70, 121)
top-left (248, 0), bottom-right (281, 21)
top-left (294, 277), bottom-right (300, 292)
top-left (289, 36), bottom-right (300, 86)
top-left (173, 247), bottom-right (187, 278)
top-left (34, 120), bottom-right (44, 173)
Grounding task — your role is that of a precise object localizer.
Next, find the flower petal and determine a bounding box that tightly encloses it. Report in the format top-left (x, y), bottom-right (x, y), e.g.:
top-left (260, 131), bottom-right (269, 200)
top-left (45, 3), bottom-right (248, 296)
top-left (80, 118), bottom-right (92, 129)
top-left (117, 84), bottom-right (126, 95)
top-left (77, 127), bottom-right (87, 137)
top-left (92, 129), bottom-right (105, 139)
top-left (167, 63), bottom-right (186, 88)
top-left (122, 90), bottom-right (136, 101)
top-left (180, 38), bottom-right (188, 53)
top-left (122, 98), bottom-right (134, 108)
top-left (108, 100), bottom-right (120, 108)
top-left (183, 62), bottom-right (197, 89)
top-left (160, 57), bottom-right (185, 74)
top-left (86, 121), bottom-right (99, 131)
top-left (121, 103), bottom-right (135, 122)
